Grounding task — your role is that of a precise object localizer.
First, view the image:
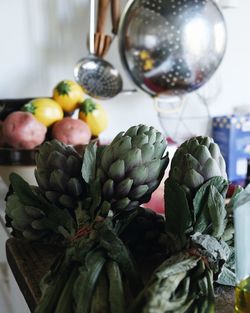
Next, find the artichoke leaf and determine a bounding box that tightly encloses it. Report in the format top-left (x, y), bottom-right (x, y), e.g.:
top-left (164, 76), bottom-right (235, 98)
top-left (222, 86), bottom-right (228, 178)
top-left (216, 264), bottom-right (236, 286)
top-left (164, 178), bottom-right (192, 247)
top-left (81, 142), bottom-right (98, 184)
top-left (131, 133), bottom-right (149, 148)
top-left (207, 185), bottom-right (227, 238)
top-left (193, 176), bottom-right (228, 222)
top-left (108, 160), bottom-right (126, 181)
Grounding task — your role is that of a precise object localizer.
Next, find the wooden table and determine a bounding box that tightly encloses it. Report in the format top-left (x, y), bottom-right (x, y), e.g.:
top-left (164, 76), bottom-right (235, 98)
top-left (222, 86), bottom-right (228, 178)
top-left (6, 238), bottom-right (63, 312)
top-left (5, 238), bottom-right (235, 313)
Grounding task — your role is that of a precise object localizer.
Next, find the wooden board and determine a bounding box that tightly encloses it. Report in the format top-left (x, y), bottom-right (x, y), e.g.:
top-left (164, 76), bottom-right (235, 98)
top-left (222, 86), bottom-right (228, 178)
top-left (5, 238), bottom-right (235, 313)
top-left (6, 238), bottom-right (63, 312)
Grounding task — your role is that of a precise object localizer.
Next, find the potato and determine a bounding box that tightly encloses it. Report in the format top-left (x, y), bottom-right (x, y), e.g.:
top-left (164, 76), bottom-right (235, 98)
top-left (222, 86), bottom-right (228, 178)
top-left (2, 111), bottom-right (47, 149)
top-left (51, 117), bottom-right (91, 146)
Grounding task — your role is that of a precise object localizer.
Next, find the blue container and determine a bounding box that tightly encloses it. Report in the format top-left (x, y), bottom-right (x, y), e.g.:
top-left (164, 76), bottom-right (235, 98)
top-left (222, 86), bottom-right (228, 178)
top-left (212, 114), bottom-right (250, 184)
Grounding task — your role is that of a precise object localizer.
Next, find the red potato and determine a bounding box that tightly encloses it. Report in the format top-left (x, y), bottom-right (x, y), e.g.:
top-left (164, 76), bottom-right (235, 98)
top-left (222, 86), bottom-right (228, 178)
top-left (51, 117), bottom-right (91, 146)
top-left (2, 111), bottom-right (47, 149)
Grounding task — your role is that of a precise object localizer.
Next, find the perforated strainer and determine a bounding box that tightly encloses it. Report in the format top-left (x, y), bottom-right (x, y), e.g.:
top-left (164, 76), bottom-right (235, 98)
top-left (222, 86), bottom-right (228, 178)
top-left (74, 0), bottom-right (123, 99)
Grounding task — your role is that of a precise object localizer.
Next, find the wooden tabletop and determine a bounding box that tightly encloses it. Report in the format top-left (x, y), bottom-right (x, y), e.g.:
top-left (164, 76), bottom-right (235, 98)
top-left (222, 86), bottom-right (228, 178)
top-left (5, 238), bottom-right (235, 313)
top-left (5, 238), bottom-right (63, 312)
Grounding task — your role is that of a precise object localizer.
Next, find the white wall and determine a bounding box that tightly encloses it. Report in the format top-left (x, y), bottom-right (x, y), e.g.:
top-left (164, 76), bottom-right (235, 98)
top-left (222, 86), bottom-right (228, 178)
top-left (0, 0), bottom-right (249, 142)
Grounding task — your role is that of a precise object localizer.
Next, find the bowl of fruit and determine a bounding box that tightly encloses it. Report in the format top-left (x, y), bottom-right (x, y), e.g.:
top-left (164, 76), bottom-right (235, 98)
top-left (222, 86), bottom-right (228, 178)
top-left (0, 80), bottom-right (108, 186)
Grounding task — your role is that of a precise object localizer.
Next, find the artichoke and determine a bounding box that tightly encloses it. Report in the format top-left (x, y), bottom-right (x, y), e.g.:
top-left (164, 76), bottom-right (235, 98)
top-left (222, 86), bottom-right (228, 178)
top-left (164, 137), bottom-right (229, 240)
top-left (5, 173), bottom-right (76, 242)
top-left (35, 139), bottom-right (86, 211)
top-left (128, 252), bottom-right (215, 313)
top-left (164, 137), bottom-right (230, 244)
top-left (5, 190), bottom-right (61, 242)
top-left (96, 124), bottom-right (169, 213)
top-left (5, 194), bottom-right (50, 241)
top-left (169, 136), bottom-right (227, 196)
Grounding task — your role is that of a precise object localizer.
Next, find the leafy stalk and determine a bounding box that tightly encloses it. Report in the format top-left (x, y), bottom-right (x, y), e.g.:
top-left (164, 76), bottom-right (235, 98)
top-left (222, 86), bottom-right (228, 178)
top-left (106, 260), bottom-right (125, 313)
top-left (34, 261), bottom-right (73, 313)
top-left (74, 249), bottom-right (106, 313)
top-left (54, 267), bottom-right (79, 313)
top-left (99, 227), bottom-right (143, 296)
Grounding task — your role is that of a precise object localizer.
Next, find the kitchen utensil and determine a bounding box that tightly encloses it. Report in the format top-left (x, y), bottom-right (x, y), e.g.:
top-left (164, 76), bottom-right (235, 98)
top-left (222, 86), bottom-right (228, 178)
top-left (74, 0), bottom-right (122, 99)
top-left (111, 0), bottom-right (121, 35)
top-left (94, 0), bottom-right (121, 57)
top-left (94, 0), bottom-right (112, 57)
top-left (118, 0), bottom-right (227, 98)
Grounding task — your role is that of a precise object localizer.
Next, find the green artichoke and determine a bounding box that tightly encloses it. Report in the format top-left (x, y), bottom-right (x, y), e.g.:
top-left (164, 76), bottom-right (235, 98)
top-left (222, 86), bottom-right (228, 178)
top-left (5, 173), bottom-right (76, 242)
top-left (96, 124), bottom-right (169, 213)
top-left (169, 136), bottom-right (227, 196)
top-left (5, 190), bottom-right (61, 242)
top-left (35, 140), bottom-right (86, 211)
top-left (128, 252), bottom-right (215, 313)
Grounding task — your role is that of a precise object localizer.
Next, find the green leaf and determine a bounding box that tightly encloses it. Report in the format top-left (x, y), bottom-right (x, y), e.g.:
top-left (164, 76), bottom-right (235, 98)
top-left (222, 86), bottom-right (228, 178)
top-left (89, 179), bottom-right (102, 219)
top-left (190, 233), bottom-right (229, 275)
top-left (193, 177), bottom-right (228, 236)
top-left (193, 184), bottom-right (211, 234)
top-left (10, 173), bottom-right (42, 206)
top-left (193, 176), bottom-right (228, 219)
top-left (164, 178), bottom-right (192, 242)
top-left (81, 142), bottom-right (97, 184)
top-left (208, 185), bottom-right (227, 238)
top-left (216, 265), bottom-right (236, 286)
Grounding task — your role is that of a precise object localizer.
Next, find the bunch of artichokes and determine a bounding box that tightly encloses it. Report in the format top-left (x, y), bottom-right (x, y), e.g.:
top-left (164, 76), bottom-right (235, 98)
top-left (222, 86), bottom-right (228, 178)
top-left (5, 125), bottom-right (239, 313)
